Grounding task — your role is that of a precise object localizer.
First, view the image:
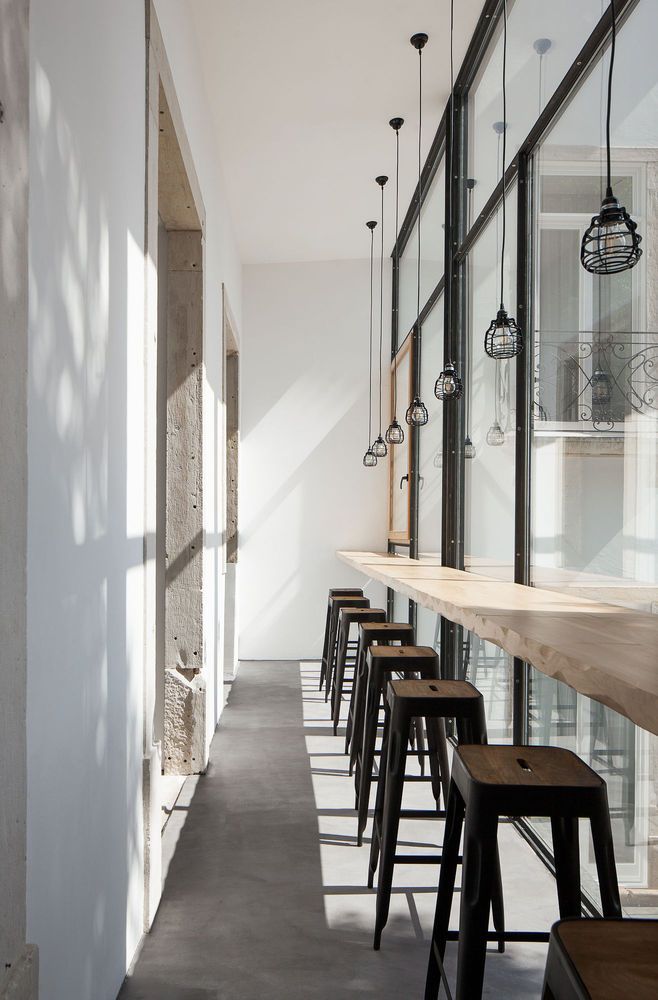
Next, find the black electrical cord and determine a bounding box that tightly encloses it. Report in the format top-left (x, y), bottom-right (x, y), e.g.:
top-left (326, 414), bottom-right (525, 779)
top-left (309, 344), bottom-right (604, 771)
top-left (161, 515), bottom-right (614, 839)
top-left (605, 0), bottom-right (617, 197)
top-left (393, 127), bottom-right (400, 419)
top-left (499, 0), bottom-right (508, 311)
top-left (378, 182), bottom-right (385, 436)
top-left (368, 224), bottom-right (375, 446)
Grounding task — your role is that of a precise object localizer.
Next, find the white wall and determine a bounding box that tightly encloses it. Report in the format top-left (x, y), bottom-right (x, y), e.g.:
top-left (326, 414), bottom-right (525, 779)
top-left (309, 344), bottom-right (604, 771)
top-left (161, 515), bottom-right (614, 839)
top-left (27, 2), bottom-right (146, 997)
top-left (26, 2), bottom-right (243, 998)
top-left (240, 260), bottom-right (389, 660)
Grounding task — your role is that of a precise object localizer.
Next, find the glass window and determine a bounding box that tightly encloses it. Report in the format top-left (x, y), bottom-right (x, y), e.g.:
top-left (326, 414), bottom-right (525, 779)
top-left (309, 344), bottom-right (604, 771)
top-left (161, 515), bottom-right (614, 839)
top-left (398, 161), bottom-right (446, 340)
top-left (529, 0), bottom-right (658, 914)
top-left (468, 0), bottom-right (604, 218)
top-left (418, 298), bottom-right (444, 558)
top-left (388, 337), bottom-right (412, 543)
top-left (464, 187), bottom-right (517, 581)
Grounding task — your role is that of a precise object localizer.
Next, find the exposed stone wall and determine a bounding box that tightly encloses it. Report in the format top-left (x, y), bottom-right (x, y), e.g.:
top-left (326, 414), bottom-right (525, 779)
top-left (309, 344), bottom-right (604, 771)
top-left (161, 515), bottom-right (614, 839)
top-left (164, 230), bottom-right (205, 773)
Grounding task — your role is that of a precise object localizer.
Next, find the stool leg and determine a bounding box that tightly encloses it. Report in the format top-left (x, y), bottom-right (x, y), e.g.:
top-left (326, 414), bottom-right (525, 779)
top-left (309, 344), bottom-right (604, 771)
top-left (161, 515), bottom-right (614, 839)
top-left (348, 645), bottom-right (368, 768)
top-left (324, 609), bottom-right (339, 700)
top-left (551, 815), bottom-right (581, 918)
top-left (344, 640), bottom-right (363, 754)
top-left (332, 623), bottom-right (350, 734)
top-left (357, 673), bottom-right (383, 844)
top-left (329, 621), bottom-right (347, 709)
top-left (426, 717), bottom-right (450, 809)
top-left (373, 700), bottom-right (409, 950)
top-left (490, 849), bottom-right (506, 953)
top-left (425, 780), bottom-right (465, 1000)
top-left (589, 797), bottom-right (622, 918)
top-left (368, 701), bottom-right (391, 887)
top-left (454, 802), bottom-right (498, 1000)
top-left (319, 603), bottom-right (331, 691)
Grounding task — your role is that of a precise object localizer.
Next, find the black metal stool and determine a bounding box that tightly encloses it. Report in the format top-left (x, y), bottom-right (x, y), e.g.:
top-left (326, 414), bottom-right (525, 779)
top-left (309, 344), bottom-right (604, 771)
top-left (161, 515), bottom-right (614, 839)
top-left (542, 917), bottom-right (658, 999)
top-left (426, 744), bottom-right (622, 1000)
top-left (331, 606), bottom-right (387, 732)
top-left (345, 621), bottom-right (415, 762)
top-left (319, 588), bottom-right (363, 693)
top-left (373, 678), bottom-right (499, 950)
top-left (323, 595), bottom-right (369, 702)
top-left (356, 647), bottom-right (441, 847)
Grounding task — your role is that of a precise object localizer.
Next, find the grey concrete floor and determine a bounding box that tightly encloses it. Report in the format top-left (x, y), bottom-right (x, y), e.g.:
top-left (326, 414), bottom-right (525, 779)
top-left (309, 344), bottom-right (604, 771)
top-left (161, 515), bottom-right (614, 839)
top-left (119, 661), bottom-right (560, 999)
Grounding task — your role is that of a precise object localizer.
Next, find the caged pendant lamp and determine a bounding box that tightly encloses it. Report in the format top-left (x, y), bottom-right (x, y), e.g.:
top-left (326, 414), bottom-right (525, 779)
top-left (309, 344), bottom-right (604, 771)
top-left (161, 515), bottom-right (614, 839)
top-left (581, 0), bottom-right (641, 274)
top-left (372, 176), bottom-right (389, 458)
top-left (435, 1), bottom-right (464, 402)
top-left (405, 33), bottom-right (429, 428)
top-left (363, 220), bottom-right (379, 468)
top-left (484, 0), bottom-right (523, 360)
top-left (386, 118), bottom-right (405, 446)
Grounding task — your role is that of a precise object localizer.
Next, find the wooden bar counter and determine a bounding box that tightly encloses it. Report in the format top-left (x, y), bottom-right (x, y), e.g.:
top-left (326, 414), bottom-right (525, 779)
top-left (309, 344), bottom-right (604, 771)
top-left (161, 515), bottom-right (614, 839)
top-left (337, 550), bottom-right (658, 737)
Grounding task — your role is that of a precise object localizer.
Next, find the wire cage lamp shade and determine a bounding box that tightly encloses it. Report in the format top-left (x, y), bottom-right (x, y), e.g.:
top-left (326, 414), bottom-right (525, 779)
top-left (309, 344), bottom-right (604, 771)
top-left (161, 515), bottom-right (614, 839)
top-left (405, 395), bottom-right (429, 426)
top-left (372, 435), bottom-right (387, 457)
top-left (434, 361), bottom-right (463, 401)
top-left (592, 367), bottom-right (612, 405)
top-left (464, 435), bottom-right (476, 459)
top-left (362, 447), bottom-right (378, 467)
top-left (484, 308), bottom-right (523, 359)
top-left (581, 0), bottom-right (642, 275)
top-left (486, 420), bottom-right (505, 447)
top-left (581, 195), bottom-right (642, 274)
top-left (386, 419), bottom-right (405, 444)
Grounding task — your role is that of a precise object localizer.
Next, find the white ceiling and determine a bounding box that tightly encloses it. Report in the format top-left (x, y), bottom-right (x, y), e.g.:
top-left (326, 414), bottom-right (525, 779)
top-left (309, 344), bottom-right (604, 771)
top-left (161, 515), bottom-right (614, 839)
top-left (190, 0), bottom-right (483, 263)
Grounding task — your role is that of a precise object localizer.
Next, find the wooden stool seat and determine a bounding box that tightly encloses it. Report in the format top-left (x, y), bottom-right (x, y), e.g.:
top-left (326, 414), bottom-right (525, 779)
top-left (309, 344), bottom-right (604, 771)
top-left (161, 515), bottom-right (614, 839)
top-left (323, 595), bottom-right (369, 700)
top-left (426, 744), bottom-right (622, 1000)
top-left (331, 606), bottom-right (386, 731)
top-left (542, 918), bottom-right (658, 999)
top-left (346, 621), bottom-right (415, 763)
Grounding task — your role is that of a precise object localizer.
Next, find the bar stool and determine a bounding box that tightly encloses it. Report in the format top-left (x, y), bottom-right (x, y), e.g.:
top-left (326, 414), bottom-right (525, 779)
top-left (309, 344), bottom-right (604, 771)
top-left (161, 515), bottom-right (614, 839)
top-left (426, 744), bottom-right (622, 1000)
top-left (356, 647), bottom-right (442, 847)
top-left (373, 678), bottom-right (500, 950)
top-left (319, 588), bottom-right (363, 692)
top-left (323, 595), bottom-right (370, 702)
top-left (331, 606), bottom-right (387, 732)
top-left (542, 918), bottom-right (658, 999)
top-left (345, 621), bottom-right (415, 762)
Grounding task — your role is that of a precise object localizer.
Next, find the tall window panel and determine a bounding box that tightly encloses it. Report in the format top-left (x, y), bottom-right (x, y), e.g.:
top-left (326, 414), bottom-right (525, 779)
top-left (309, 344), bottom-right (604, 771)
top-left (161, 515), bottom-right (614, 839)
top-left (398, 160), bottom-right (446, 341)
top-left (468, 0), bottom-right (604, 217)
top-left (418, 298), bottom-right (444, 558)
top-left (529, 0), bottom-right (658, 913)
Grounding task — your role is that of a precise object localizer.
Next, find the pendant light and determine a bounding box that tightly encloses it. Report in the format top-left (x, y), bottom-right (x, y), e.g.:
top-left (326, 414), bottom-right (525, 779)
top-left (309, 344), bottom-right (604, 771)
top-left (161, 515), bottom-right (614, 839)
top-left (592, 368), bottom-right (612, 406)
top-left (372, 176), bottom-right (389, 458)
top-left (386, 118), bottom-right (405, 446)
top-left (363, 220), bottom-right (378, 468)
top-left (405, 32), bottom-right (429, 428)
top-left (581, 0), bottom-right (641, 274)
top-left (435, 2), bottom-right (463, 402)
top-left (484, 0), bottom-right (523, 360)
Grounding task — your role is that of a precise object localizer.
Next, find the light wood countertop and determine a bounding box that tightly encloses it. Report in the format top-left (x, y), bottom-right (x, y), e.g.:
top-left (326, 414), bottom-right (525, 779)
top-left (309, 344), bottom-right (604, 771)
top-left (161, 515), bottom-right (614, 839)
top-left (337, 550), bottom-right (658, 736)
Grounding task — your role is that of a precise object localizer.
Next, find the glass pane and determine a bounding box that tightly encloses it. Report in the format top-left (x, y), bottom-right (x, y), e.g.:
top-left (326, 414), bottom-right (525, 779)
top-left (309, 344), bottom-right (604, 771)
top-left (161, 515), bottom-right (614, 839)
top-left (389, 341), bottom-right (411, 539)
top-left (465, 188), bottom-right (517, 581)
top-left (398, 161), bottom-right (446, 340)
top-left (463, 629), bottom-right (513, 743)
top-left (418, 298), bottom-right (444, 558)
top-left (530, 0), bottom-right (658, 914)
top-left (416, 605), bottom-right (440, 652)
top-left (468, 0), bottom-right (604, 218)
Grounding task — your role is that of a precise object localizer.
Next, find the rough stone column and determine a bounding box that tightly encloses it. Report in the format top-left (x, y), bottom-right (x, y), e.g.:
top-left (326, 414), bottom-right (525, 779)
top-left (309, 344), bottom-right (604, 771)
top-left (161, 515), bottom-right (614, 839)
top-left (164, 230), bottom-right (206, 774)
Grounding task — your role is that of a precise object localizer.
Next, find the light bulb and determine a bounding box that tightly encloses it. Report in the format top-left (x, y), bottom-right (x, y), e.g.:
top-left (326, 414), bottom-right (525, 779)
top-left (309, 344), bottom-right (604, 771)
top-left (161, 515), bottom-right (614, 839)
top-left (372, 435), bottom-right (388, 458)
top-left (385, 419), bottom-right (405, 445)
top-left (486, 421), bottom-right (505, 447)
top-left (405, 397), bottom-right (429, 427)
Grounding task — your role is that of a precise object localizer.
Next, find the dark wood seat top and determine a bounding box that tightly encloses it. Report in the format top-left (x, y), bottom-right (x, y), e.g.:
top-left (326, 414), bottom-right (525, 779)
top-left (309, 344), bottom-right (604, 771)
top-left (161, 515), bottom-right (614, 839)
top-left (368, 645), bottom-right (437, 661)
top-left (389, 679), bottom-right (481, 700)
top-left (338, 607), bottom-right (386, 623)
top-left (359, 621), bottom-right (414, 634)
top-left (456, 745), bottom-right (603, 790)
top-left (554, 918), bottom-right (658, 999)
